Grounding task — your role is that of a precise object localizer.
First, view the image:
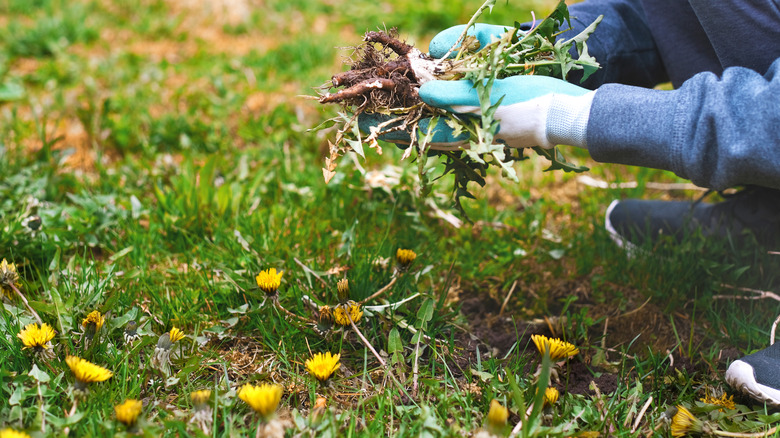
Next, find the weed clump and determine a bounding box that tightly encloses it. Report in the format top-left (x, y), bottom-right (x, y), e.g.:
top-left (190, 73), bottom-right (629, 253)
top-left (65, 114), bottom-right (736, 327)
top-left (316, 1), bottom-right (602, 215)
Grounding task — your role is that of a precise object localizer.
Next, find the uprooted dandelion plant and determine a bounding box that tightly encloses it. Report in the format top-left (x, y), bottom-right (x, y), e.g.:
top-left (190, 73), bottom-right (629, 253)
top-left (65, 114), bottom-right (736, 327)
top-left (315, 0), bottom-right (602, 215)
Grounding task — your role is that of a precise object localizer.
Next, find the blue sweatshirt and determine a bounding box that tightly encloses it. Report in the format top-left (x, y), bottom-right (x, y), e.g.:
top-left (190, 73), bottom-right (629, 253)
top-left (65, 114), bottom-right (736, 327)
top-left (561, 0), bottom-right (780, 190)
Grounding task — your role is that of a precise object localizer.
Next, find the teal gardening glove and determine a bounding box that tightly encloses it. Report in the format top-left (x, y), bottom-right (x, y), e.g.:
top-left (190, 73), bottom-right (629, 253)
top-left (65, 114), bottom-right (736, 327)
top-left (359, 24), bottom-right (596, 150)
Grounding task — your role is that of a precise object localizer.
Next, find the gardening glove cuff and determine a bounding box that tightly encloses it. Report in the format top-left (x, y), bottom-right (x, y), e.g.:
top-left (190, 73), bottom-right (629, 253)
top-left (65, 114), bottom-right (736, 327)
top-left (546, 91), bottom-right (595, 149)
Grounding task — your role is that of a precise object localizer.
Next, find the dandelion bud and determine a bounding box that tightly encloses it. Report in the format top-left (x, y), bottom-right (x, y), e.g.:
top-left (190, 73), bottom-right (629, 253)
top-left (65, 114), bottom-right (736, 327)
top-left (124, 321), bottom-right (140, 347)
top-left (81, 310), bottom-right (105, 343)
top-left (0, 258), bottom-right (20, 299)
top-left (336, 278), bottom-right (350, 303)
top-left (543, 387), bottom-right (559, 407)
top-left (395, 249), bottom-right (416, 271)
top-left (318, 305), bottom-right (333, 325)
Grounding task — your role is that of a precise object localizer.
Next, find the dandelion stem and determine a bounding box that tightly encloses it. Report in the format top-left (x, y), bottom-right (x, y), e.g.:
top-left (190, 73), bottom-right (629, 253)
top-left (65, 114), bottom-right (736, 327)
top-left (273, 298), bottom-right (314, 325)
top-left (359, 274), bottom-right (398, 305)
top-left (347, 313), bottom-right (416, 405)
top-left (37, 379), bottom-right (45, 433)
top-left (411, 325), bottom-right (423, 398)
top-left (714, 426), bottom-right (780, 437)
top-left (348, 315), bottom-right (386, 367)
top-left (9, 282), bottom-right (42, 324)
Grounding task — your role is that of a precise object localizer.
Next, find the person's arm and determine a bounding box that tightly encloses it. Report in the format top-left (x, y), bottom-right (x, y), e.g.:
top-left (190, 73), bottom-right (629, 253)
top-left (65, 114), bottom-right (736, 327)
top-left (428, 0), bottom-right (669, 88)
top-left (561, 0), bottom-right (668, 88)
top-left (587, 57), bottom-right (780, 190)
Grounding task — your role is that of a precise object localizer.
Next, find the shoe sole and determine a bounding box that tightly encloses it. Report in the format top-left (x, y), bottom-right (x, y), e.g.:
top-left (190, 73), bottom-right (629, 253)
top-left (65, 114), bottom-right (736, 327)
top-left (604, 200), bottom-right (643, 257)
top-left (725, 360), bottom-right (780, 406)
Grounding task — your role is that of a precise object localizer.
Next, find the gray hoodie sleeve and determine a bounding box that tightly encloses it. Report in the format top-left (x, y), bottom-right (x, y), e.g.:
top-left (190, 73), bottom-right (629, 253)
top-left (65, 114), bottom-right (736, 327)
top-left (587, 58), bottom-right (780, 190)
top-left (564, 0), bottom-right (668, 89)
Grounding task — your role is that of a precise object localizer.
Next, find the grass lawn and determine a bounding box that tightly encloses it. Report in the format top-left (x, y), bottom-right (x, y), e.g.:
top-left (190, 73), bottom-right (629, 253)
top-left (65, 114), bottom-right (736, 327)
top-left (2, 0), bottom-right (780, 436)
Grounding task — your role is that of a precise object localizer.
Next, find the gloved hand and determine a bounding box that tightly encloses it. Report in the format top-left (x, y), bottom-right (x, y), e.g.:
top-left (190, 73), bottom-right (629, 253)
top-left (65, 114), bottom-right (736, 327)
top-left (420, 75), bottom-right (595, 149)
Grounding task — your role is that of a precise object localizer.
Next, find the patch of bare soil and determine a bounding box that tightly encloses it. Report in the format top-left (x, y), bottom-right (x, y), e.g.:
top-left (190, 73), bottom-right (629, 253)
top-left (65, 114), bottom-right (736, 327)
top-left (453, 269), bottom-right (716, 397)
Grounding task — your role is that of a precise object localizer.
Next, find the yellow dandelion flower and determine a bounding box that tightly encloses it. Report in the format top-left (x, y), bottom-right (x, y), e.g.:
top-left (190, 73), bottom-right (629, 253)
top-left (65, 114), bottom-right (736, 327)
top-left (82, 310), bottom-right (105, 333)
top-left (306, 352), bottom-right (340, 382)
top-left (396, 249), bottom-right (417, 270)
top-left (238, 383), bottom-right (283, 419)
top-left (191, 389), bottom-right (212, 407)
top-left (256, 268), bottom-right (283, 295)
top-left (65, 355), bottom-right (113, 386)
top-left (0, 428), bottom-right (31, 438)
top-left (336, 278), bottom-right (350, 302)
top-left (0, 258), bottom-right (20, 298)
top-left (700, 392), bottom-right (736, 411)
top-left (115, 399), bottom-right (143, 427)
top-left (18, 323), bottom-right (56, 349)
top-left (531, 334), bottom-right (579, 361)
top-left (169, 326), bottom-right (185, 343)
top-left (486, 399), bottom-right (508, 429)
top-left (544, 387), bottom-right (559, 407)
top-left (671, 405), bottom-right (703, 437)
top-left (333, 301), bottom-right (363, 326)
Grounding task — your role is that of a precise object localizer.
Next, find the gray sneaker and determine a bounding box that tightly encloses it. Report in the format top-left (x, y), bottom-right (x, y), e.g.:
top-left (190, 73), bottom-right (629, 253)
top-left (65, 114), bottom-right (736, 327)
top-left (605, 187), bottom-right (780, 250)
top-left (726, 342), bottom-right (780, 406)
